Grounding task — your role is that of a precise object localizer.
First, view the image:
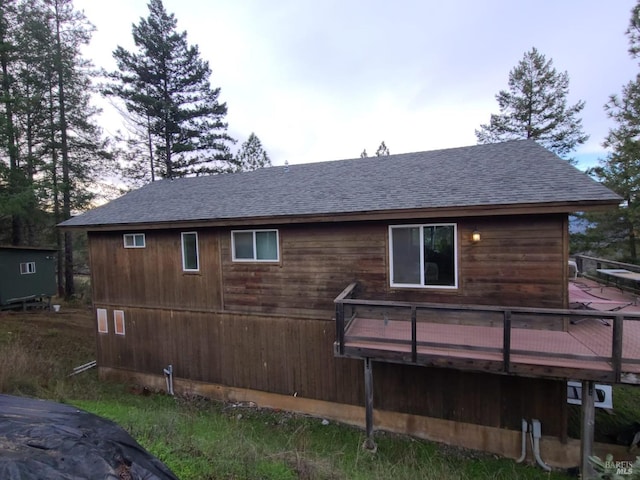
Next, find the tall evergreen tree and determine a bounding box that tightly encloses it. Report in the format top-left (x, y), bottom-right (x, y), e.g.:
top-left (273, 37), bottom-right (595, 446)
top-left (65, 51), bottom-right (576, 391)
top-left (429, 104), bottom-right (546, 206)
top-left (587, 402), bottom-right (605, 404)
top-left (586, 2), bottom-right (640, 262)
top-left (234, 132), bottom-right (271, 172)
top-left (105, 0), bottom-right (234, 180)
top-left (0, 0), bottom-right (26, 245)
top-left (0, 0), bottom-right (110, 293)
top-left (475, 47), bottom-right (588, 160)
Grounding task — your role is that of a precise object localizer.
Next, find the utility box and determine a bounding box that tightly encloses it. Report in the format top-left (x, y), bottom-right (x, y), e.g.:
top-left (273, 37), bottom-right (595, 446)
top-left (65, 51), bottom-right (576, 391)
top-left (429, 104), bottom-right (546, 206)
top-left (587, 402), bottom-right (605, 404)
top-left (0, 246), bottom-right (57, 308)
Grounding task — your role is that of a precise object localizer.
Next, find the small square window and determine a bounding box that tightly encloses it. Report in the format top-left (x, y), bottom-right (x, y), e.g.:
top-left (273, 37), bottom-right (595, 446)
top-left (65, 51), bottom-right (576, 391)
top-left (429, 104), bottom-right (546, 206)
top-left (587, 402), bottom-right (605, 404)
top-left (124, 233), bottom-right (145, 248)
top-left (181, 232), bottom-right (199, 271)
top-left (232, 230), bottom-right (279, 262)
top-left (19, 262), bottom-right (36, 274)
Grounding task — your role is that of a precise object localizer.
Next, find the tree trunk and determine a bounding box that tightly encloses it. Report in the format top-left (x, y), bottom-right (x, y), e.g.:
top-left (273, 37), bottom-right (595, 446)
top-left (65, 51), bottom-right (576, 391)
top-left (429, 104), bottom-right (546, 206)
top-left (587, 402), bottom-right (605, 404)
top-left (53, 0), bottom-right (73, 298)
top-left (147, 112), bottom-right (155, 182)
top-left (49, 79), bottom-right (64, 297)
top-left (0, 0), bottom-right (22, 245)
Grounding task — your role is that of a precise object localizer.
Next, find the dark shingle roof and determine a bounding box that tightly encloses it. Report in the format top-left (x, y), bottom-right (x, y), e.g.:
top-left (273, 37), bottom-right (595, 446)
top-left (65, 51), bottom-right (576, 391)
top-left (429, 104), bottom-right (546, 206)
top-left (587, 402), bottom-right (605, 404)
top-left (60, 140), bottom-right (620, 228)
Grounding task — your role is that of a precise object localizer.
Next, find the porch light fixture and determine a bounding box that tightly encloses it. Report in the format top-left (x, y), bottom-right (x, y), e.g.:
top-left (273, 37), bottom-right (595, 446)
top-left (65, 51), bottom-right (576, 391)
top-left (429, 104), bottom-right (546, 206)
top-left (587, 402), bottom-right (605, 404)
top-left (471, 229), bottom-right (481, 243)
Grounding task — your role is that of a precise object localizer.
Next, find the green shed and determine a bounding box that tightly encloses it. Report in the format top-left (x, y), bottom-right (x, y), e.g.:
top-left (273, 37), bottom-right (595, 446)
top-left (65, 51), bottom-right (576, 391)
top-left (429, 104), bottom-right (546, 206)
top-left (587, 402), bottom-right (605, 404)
top-left (0, 246), bottom-right (57, 308)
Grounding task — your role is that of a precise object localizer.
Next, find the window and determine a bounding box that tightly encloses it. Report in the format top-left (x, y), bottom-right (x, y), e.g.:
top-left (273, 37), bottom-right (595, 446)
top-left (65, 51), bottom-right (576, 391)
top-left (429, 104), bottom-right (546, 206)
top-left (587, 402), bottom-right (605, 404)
top-left (123, 233), bottom-right (145, 248)
top-left (231, 230), bottom-right (279, 262)
top-left (181, 232), bottom-right (199, 271)
top-left (19, 262), bottom-right (36, 274)
top-left (389, 224), bottom-right (457, 288)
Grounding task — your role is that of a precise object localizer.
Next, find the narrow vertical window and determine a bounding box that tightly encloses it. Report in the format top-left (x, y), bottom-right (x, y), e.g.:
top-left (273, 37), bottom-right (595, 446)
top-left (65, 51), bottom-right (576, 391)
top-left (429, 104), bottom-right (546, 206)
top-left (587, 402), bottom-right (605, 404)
top-left (114, 310), bottom-right (126, 336)
top-left (181, 232), bottom-right (199, 271)
top-left (97, 308), bottom-right (108, 334)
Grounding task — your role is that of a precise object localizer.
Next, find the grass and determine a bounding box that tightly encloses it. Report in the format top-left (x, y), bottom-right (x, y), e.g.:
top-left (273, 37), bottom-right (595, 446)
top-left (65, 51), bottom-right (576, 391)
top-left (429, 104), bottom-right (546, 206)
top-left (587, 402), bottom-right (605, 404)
top-left (73, 391), bottom-right (570, 480)
top-left (0, 305), bottom-right (579, 479)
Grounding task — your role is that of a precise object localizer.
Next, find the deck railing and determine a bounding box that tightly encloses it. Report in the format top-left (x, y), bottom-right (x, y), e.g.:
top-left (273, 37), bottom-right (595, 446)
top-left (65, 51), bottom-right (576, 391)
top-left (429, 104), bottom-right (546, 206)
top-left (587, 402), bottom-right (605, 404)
top-left (334, 283), bottom-right (640, 384)
top-left (574, 254), bottom-right (640, 294)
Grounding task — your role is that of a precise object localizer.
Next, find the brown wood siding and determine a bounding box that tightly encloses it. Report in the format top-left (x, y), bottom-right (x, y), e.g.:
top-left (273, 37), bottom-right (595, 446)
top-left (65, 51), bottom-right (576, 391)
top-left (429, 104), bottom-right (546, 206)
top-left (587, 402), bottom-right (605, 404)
top-left (458, 215), bottom-right (565, 308)
top-left (221, 223), bottom-right (388, 316)
top-left (372, 363), bottom-right (563, 433)
top-left (89, 230), bottom-right (222, 310)
top-left (88, 213), bottom-right (568, 437)
top-left (89, 214), bottom-right (566, 315)
top-left (94, 306), bottom-right (564, 435)
top-left (222, 215), bottom-right (566, 315)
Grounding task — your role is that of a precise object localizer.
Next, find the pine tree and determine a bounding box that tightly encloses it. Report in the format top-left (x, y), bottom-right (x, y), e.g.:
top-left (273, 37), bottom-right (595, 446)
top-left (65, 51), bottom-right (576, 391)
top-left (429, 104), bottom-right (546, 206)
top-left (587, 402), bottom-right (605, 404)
top-left (106, 0), bottom-right (234, 180)
top-left (0, 0), bottom-right (26, 245)
top-left (586, 2), bottom-right (640, 261)
top-left (235, 133), bottom-right (271, 172)
top-left (0, 0), bottom-right (110, 292)
top-left (475, 47), bottom-right (588, 160)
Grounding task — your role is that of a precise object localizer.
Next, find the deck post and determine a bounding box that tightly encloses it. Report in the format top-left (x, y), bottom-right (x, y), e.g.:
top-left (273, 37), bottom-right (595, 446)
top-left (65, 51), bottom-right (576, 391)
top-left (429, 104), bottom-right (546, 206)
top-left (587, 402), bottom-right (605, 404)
top-left (336, 302), bottom-right (345, 355)
top-left (580, 380), bottom-right (596, 480)
top-left (363, 357), bottom-right (376, 451)
top-left (503, 310), bottom-right (511, 373)
top-left (411, 306), bottom-right (417, 363)
top-left (612, 315), bottom-right (623, 383)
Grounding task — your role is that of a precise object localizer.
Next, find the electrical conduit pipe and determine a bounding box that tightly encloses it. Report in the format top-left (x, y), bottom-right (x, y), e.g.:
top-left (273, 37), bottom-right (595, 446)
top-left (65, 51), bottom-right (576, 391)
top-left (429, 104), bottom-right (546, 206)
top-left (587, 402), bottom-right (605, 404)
top-left (530, 419), bottom-right (551, 471)
top-left (516, 418), bottom-right (528, 464)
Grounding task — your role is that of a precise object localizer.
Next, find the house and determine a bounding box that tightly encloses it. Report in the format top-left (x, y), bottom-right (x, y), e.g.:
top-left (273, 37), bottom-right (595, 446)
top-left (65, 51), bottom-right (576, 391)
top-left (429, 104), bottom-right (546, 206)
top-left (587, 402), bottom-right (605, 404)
top-left (0, 246), bottom-right (57, 309)
top-left (60, 140), bottom-right (629, 471)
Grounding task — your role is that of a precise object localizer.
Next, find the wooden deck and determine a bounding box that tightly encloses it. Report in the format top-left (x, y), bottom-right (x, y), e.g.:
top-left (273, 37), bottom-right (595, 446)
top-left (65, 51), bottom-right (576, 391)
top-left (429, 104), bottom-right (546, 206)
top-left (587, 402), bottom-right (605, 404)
top-left (334, 283), bottom-right (640, 385)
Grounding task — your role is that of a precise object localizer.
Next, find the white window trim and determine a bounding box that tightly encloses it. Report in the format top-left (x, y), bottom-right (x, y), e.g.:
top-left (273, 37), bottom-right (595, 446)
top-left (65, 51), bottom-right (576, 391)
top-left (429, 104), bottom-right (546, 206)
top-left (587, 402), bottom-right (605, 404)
top-left (123, 233), bottom-right (146, 248)
top-left (97, 308), bottom-right (108, 334)
top-left (20, 261), bottom-right (36, 275)
top-left (389, 223), bottom-right (458, 289)
top-left (114, 310), bottom-right (126, 336)
top-left (181, 232), bottom-right (200, 272)
top-left (231, 229), bottom-right (280, 262)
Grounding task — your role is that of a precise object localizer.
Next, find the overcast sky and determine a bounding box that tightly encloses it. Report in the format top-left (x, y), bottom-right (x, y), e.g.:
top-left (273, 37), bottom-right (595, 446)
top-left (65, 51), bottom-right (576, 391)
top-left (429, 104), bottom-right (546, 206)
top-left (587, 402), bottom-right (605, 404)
top-left (74, 0), bottom-right (638, 170)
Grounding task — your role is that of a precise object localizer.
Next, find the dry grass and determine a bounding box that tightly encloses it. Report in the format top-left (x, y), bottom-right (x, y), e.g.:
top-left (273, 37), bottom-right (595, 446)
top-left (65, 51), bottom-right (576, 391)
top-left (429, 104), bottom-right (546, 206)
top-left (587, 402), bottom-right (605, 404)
top-left (0, 305), bottom-right (96, 398)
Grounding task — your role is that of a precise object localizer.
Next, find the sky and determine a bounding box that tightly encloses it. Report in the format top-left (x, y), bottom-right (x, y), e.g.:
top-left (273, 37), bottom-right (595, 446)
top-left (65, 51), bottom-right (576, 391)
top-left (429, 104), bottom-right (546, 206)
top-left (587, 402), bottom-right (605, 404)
top-left (74, 0), bottom-right (639, 170)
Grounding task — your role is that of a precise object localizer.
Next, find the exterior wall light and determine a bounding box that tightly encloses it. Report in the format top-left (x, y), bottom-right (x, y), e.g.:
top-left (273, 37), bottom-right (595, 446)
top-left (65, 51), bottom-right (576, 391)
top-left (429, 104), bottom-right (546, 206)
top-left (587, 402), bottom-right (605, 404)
top-left (471, 229), bottom-right (481, 243)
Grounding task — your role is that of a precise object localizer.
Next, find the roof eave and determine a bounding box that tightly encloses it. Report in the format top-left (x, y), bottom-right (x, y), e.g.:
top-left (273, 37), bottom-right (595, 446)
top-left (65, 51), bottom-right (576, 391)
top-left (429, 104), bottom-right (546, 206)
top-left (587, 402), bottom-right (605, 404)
top-left (59, 199), bottom-right (621, 232)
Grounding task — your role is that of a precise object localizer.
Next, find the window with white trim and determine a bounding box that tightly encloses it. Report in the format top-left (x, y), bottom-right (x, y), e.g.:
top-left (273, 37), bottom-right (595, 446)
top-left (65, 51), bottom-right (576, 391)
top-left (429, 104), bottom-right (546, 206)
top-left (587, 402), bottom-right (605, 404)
top-left (19, 262), bottom-right (36, 275)
top-left (123, 233), bottom-right (146, 248)
top-left (231, 229), bottom-right (279, 262)
top-left (97, 308), bottom-right (108, 334)
top-left (181, 232), bottom-right (200, 271)
top-left (389, 224), bottom-right (457, 288)
top-left (114, 310), bottom-right (126, 336)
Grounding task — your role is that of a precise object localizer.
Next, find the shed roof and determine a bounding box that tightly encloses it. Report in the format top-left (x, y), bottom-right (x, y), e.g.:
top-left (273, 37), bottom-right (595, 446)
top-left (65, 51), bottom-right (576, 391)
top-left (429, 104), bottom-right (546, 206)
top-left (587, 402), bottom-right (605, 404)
top-left (0, 246), bottom-right (58, 252)
top-left (60, 140), bottom-right (621, 229)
